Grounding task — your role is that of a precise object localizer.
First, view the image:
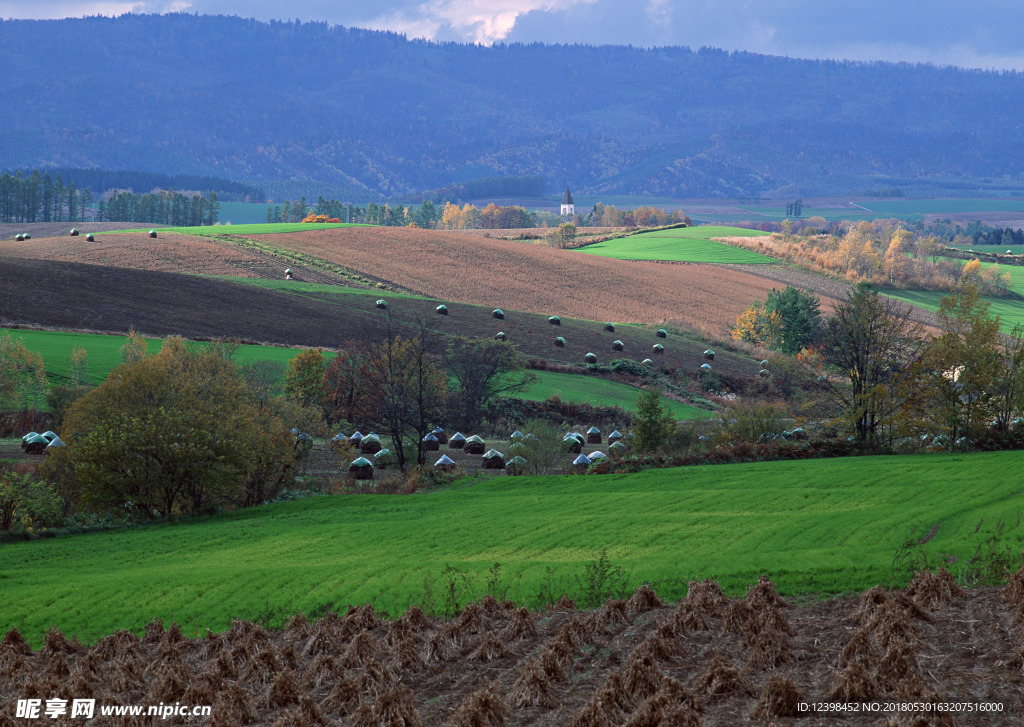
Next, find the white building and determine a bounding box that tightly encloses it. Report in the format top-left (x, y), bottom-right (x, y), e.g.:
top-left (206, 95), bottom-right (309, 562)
top-left (560, 186), bottom-right (575, 216)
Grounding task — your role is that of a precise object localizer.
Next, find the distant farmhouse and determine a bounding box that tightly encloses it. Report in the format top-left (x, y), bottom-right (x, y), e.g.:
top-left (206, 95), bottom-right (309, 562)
top-left (560, 186), bottom-right (575, 216)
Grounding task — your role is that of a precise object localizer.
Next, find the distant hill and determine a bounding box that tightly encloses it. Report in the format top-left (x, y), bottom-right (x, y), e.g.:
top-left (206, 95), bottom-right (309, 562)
top-left (3, 14), bottom-right (1024, 199)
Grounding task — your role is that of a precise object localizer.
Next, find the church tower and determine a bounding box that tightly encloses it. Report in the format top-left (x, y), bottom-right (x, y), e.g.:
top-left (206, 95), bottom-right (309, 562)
top-left (560, 186), bottom-right (575, 216)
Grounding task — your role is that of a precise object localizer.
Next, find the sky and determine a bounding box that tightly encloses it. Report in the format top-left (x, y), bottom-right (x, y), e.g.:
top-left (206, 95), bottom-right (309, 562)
top-left (2, 0), bottom-right (1023, 71)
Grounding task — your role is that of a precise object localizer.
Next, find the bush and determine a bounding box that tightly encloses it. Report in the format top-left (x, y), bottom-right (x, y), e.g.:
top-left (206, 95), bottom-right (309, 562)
top-left (718, 400), bottom-right (791, 443)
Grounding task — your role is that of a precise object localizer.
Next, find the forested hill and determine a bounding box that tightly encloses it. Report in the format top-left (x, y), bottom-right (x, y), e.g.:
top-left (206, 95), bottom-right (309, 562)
top-left (3, 13), bottom-right (1024, 200)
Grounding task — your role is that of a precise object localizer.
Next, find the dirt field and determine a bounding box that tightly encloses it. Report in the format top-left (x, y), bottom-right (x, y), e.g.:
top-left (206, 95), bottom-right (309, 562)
top-left (2, 576), bottom-right (1021, 726)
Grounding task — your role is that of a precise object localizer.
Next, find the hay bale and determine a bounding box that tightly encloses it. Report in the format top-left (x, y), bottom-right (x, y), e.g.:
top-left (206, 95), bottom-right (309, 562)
top-left (85, 233), bottom-right (95, 241)
top-left (15, 233), bottom-right (24, 241)
top-left (758, 368), bottom-right (771, 378)
top-left (448, 432), bottom-right (466, 449)
top-left (375, 299), bottom-right (388, 309)
top-left (760, 359), bottom-right (770, 367)
top-left (652, 343), bottom-right (664, 354)
top-left (703, 349), bottom-right (715, 360)
top-left (588, 451), bottom-right (607, 461)
top-left (23, 434), bottom-right (48, 455)
top-left (374, 448), bottom-right (396, 469)
top-left (349, 457), bottom-right (374, 480)
top-left (430, 426), bottom-right (448, 444)
top-left (495, 332), bottom-right (507, 341)
top-left (148, 230), bottom-right (157, 238)
top-left (433, 454), bottom-right (457, 472)
top-left (436, 304), bottom-right (448, 315)
top-left (422, 433), bottom-right (440, 451)
top-left (642, 358), bottom-right (654, 366)
top-left (360, 433), bottom-right (382, 454)
top-left (586, 426), bottom-right (602, 444)
top-left (555, 336), bottom-right (566, 347)
top-left (584, 352), bottom-right (598, 364)
top-left (548, 315), bottom-right (561, 325)
top-left (492, 309), bottom-right (504, 319)
top-left (464, 435), bottom-right (486, 454)
top-left (608, 430), bottom-right (623, 443)
top-left (510, 430), bottom-right (524, 440)
top-left (69, 228), bottom-right (79, 236)
top-left (572, 454), bottom-right (591, 473)
top-left (482, 449), bottom-right (505, 469)
top-left (506, 455), bottom-right (528, 475)
top-left (700, 363), bottom-right (712, 371)
top-left (609, 440), bottom-right (628, 454)
top-left (604, 322), bottom-right (615, 332)
top-left (22, 233), bottom-right (30, 240)
top-left (612, 339), bottom-right (624, 351)
top-left (563, 435), bottom-right (582, 453)
top-left (656, 328), bottom-right (668, 338)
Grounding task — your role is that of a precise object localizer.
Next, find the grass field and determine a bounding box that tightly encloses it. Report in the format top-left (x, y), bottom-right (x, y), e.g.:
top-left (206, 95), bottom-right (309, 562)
top-left (518, 370), bottom-right (714, 420)
top-left (883, 261), bottom-right (1024, 332)
top-left (2, 450), bottom-right (1022, 644)
top-left (577, 225), bottom-right (773, 264)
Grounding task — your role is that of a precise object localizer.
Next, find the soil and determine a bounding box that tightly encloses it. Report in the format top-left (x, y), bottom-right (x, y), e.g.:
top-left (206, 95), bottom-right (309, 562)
top-left (2, 579), bottom-right (1020, 726)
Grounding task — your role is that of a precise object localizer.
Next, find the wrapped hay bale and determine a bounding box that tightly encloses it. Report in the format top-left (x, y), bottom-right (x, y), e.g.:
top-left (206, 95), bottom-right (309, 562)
top-left (359, 433), bottom-right (382, 454)
top-left (588, 451), bottom-right (607, 461)
top-left (760, 359), bottom-right (770, 367)
top-left (555, 336), bottom-right (566, 347)
top-left (69, 228), bottom-right (79, 236)
top-left (510, 430), bottom-right (524, 440)
top-left (612, 340), bottom-right (624, 351)
top-left (374, 448), bottom-right (396, 469)
top-left (482, 449), bottom-right (506, 469)
top-left (449, 432), bottom-right (467, 449)
top-left (375, 299), bottom-right (388, 309)
top-left (604, 322), bottom-right (615, 332)
top-left (586, 426), bottom-right (602, 444)
top-left (572, 454), bottom-right (592, 473)
top-left (23, 434), bottom-right (49, 455)
top-left (495, 332), bottom-right (507, 341)
top-left (422, 433), bottom-right (440, 451)
top-left (700, 363), bottom-right (713, 372)
top-left (493, 309), bottom-right (504, 319)
top-left (656, 328), bottom-right (668, 338)
top-left (331, 432), bottom-right (348, 446)
top-left (464, 435), bottom-right (486, 455)
top-left (436, 304), bottom-right (448, 315)
top-left (758, 369), bottom-right (771, 378)
top-left (349, 457), bottom-right (374, 480)
top-left (431, 426), bottom-right (448, 444)
top-left (548, 315), bottom-right (561, 325)
top-left (563, 434), bottom-right (582, 453)
top-left (652, 343), bottom-right (664, 354)
top-left (86, 233), bottom-right (95, 241)
top-left (608, 430), bottom-right (623, 443)
top-left (704, 349), bottom-right (715, 360)
top-left (642, 358), bottom-right (654, 366)
top-left (584, 352), bottom-right (598, 364)
top-left (609, 440), bottom-right (628, 454)
top-left (506, 455), bottom-right (528, 475)
top-left (434, 454), bottom-right (457, 472)
top-left (149, 230), bottom-right (158, 238)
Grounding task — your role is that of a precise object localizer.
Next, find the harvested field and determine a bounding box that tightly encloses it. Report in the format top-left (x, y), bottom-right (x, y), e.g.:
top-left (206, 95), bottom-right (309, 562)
top-left (2, 577), bottom-right (1021, 726)
top-left (0, 221), bottom-right (165, 239)
top-left (0, 230), bottom-right (349, 285)
top-left (256, 226), bottom-right (834, 332)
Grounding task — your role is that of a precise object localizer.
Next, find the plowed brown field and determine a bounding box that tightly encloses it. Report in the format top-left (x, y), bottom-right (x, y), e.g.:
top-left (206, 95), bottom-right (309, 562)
top-left (260, 227), bottom-right (841, 332)
top-left (2, 577), bottom-right (1020, 726)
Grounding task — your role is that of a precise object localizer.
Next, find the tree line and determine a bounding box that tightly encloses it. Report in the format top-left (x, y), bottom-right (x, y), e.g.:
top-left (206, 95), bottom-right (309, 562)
top-left (0, 169), bottom-right (92, 223)
top-left (97, 189), bottom-right (221, 226)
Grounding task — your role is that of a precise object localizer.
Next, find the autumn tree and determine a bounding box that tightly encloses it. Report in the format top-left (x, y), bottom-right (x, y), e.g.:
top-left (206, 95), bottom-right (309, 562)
top-left (443, 337), bottom-right (534, 431)
top-left (0, 331), bottom-right (48, 428)
top-left (284, 348), bottom-right (327, 411)
top-left (44, 338), bottom-right (296, 517)
top-left (992, 323), bottom-right (1024, 432)
top-left (819, 283), bottom-right (924, 447)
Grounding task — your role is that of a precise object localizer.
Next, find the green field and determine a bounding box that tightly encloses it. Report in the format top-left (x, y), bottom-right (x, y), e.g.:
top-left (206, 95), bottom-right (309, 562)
top-left (0, 327), bottom-right (311, 387)
top-left (518, 370), bottom-right (714, 420)
top-left (217, 202), bottom-right (280, 225)
top-left (883, 260), bottom-right (1024, 332)
top-left (2, 451), bottom-right (1022, 644)
top-left (577, 225), bottom-right (773, 264)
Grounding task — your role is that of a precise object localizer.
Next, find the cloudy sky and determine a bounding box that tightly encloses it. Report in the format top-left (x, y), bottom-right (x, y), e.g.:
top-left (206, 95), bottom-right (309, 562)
top-left (2, 0), bottom-right (1022, 70)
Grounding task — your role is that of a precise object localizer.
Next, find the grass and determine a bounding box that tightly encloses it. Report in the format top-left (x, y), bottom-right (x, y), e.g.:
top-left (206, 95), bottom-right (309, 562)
top-left (2, 450), bottom-right (1023, 644)
top-left (577, 225), bottom-right (774, 264)
top-left (517, 370), bottom-right (715, 420)
top-left (0, 327), bottom-right (316, 387)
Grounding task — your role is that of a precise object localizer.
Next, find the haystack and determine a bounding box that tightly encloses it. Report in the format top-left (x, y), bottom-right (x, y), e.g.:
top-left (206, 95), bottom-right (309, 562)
top-left (612, 340), bottom-right (624, 351)
top-left (15, 234), bottom-right (24, 241)
top-left (604, 322), bottom-right (615, 332)
top-left (374, 449), bottom-right (396, 468)
top-left (436, 304), bottom-right (448, 315)
top-left (331, 432), bottom-right (348, 445)
top-left (760, 359), bottom-right (770, 367)
top-left (572, 454), bottom-right (592, 473)
top-left (700, 363), bottom-right (712, 372)
top-left (585, 353), bottom-right (598, 364)
top-left (563, 434), bottom-right (582, 453)
top-left (349, 431), bottom-right (364, 447)
top-left (495, 332), bottom-right (507, 341)
top-left (482, 449), bottom-right (506, 469)
top-left (148, 230), bottom-right (158, 238)
top-left (652, 343), bottom-right (664, 354)
top-left (588, 451), bottom-right (607, 461)
top-left (609, 440), bottom-right (628, 454)
top-left (656, 329), bottom-right (668, 338)
top-left (433, 454), bottom-right (457, 472)
top-left (586, 426), bottom-right (602, 444)
top-left (45, 437), bottom-right (65, 450)
top-left (549, 316), bottom-right (561, 325)
top-left (23, 434), bottom-right (49, 455)
top-left (704, 349), bottom-right (715, 360)
top-left (506, 456), bottom-right (528, 475)
top-left (359, 433), bottom-right (382, 454)
top-left (608, 430), bottom-right (623, 443)
top-left (464, 435), bottom-right (486, 455)
top-left (642, 358), bottom-right (654, 366)
top-left (375, 299), bottom-right (388, 309)
top-left (448, 432), bottom-right (467, 449)
top-left (430, 426), bottom-right (448, 444)
top-left (69, 228), bottom-right (79, 236)
top-left (758, 369), bottom-right (771, 378)
top-left (85, 233), bottom-right (95, 242)
top-left (422, 433), bottom-right (440, 451)
top-left (555, 337), bottom-right (566, 347)
top-left (349, 457), bottom-right (374, 480)
top-left (493, 309), bottom-right (504, 319)
top-left (510, 430), bottom-right (524, 440)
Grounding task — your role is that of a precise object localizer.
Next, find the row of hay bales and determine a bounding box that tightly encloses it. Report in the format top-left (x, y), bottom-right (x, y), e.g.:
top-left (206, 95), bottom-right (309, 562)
top-left (20, 430), bottom-right (64, 454)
